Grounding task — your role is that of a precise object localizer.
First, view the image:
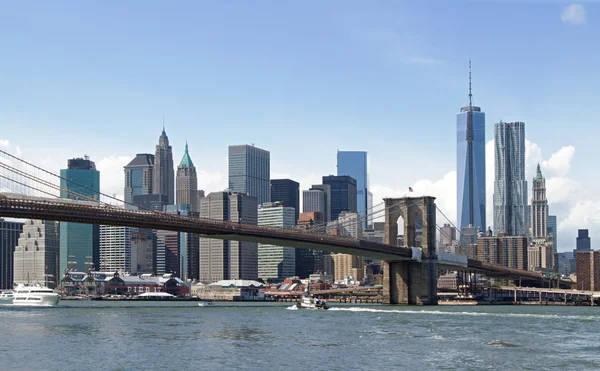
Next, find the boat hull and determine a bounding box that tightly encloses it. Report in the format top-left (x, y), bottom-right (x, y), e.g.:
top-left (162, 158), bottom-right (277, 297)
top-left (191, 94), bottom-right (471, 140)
top-left (0, 298), bottom-right (14, 305)
top-left (12, 295), bottom-right (60, 307)
top-left (296, 302), bottom-right (328, 310)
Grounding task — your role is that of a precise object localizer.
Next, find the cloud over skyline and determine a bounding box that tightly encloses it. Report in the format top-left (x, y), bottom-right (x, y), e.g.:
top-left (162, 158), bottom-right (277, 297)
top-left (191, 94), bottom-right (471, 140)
top-left (561, 4), bottom-right (587, 25)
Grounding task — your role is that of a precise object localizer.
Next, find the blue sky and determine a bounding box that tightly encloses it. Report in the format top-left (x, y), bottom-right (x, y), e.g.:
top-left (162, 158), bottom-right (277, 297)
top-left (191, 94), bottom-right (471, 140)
top-left (0, 1), bottom-right (598, 250)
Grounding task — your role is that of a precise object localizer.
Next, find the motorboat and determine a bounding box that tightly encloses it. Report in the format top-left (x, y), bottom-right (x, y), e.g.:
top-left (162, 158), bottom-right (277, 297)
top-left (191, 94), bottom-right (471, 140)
top-left (198, 301), bottom-right (214, 307)
top-left (12, 284), bottom-right (60, 306)
top-left (0, 291), bottom-right (14, 305)
top-left (296, 283), bottom-right (329, 310)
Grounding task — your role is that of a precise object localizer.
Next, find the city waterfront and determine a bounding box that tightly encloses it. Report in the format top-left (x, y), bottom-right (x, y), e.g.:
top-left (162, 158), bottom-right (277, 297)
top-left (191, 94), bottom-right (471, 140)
top-left (1, 302), bottom-right (598, 370)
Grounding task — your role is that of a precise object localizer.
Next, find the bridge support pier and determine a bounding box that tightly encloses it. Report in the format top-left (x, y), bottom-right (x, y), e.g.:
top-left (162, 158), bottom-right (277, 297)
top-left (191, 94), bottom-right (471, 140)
top-left (382, 196), bottom-right (438, 305)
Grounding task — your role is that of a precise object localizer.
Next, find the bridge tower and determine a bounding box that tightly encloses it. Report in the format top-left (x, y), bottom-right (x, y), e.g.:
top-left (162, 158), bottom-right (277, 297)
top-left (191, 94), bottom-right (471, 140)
top-left (382, 196), bottom-right (438, 305)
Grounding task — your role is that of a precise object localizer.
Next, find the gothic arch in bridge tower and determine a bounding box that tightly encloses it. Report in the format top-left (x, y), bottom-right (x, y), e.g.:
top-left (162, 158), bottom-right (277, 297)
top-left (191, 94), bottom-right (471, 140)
top-left (382, 196), bottom-right (438, 305)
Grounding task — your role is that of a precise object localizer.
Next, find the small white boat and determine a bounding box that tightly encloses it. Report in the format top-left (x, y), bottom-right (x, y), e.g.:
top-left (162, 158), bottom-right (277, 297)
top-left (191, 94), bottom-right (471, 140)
top-left (0, 291), bottom-right (14, 305)
top-left (198, 301), bottom-right (214, 307)
top-left (296, 283), bottom-right (329, 310)
top-left (12, 284), bottom-right (60, 306)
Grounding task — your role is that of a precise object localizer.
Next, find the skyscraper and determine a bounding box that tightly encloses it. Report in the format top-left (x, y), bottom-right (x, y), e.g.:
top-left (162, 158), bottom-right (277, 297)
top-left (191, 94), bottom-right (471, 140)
top-left (576, 229), bottom-right (591, 251)
top-left (530, 164), bottom-right (547, 239)
top-left (258, 202), bottom-right (296, 282)
top-left (457, 62), bottom-right (486, 232)
top-left (14, 220), bottom-right (59, 288)
top-left (0, 219), bottom-right (24, 289)
top-left (59, 157), bottom-right (100, 274)
top-left (493, 121), bottom-right (527, 236)
top-left (322, 175), bottom-right (357, 221)
top-left (199, 192), bottom-right (258, 283)
top-left (548, 215), bottom-right (557, 252)
top-left (99, 225), bottom-right (132, 272)
top-left (123, 153), bottom-right (154, 207)
top-left (337, 151), bottom-right (368, 229)
top-left (270, 179), bottom-right (300, 222)
top-left (228, 144), bottom-right (270, 205)
top-left (176, 142), bottom-right (198, 212)
top-left (302, 188), bottom-right (327, 218)
top-left (153, 127), bottom-right (175, 205)
top-left (306, 184), bottom-right (331, 222)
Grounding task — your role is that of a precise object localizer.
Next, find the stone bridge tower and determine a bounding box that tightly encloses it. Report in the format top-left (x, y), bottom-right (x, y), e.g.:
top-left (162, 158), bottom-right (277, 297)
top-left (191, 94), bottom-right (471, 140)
top-left (382, 196), bottom-right (438, 305)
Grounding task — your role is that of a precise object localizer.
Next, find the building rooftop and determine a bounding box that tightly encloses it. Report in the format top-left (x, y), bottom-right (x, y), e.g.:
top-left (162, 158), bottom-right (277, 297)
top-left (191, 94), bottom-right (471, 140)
top-left (178, 142), bottom-right (195, 169)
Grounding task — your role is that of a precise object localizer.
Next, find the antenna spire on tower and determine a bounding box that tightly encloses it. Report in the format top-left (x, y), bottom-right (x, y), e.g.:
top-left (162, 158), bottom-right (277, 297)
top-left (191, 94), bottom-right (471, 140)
top-left (468, 59), bottom-right (473, 107)
top-left (162, 113), bottom-right (165, 132)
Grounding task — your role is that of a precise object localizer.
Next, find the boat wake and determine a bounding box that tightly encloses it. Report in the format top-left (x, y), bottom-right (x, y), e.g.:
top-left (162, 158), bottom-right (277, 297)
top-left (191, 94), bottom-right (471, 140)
top-left (286, 305), bottom-right (298, 310)
top-left (327, 307), bottom-right (598, 321)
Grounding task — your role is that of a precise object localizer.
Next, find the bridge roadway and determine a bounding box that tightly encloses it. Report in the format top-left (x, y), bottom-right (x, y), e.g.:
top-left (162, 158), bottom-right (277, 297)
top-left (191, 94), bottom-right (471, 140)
top-left (0, 195), bottom-right (560, 285)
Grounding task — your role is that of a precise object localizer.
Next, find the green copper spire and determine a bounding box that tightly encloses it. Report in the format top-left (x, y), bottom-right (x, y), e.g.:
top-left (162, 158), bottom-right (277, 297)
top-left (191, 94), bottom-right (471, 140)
top-left (534, 163), bottom-right (543, 181)
top-left (178, 141), bottom-right (194, 168)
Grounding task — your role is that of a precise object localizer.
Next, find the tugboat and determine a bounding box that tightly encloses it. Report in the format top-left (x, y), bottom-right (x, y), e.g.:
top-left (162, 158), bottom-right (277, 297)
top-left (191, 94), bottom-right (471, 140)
top-left (296, 283), bottom-right (329, 310)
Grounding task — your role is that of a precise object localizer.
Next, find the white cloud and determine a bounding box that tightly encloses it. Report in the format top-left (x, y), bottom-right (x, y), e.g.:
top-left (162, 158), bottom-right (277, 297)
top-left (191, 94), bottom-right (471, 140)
top-left (95, 155), bottom-right (130, 203)
top-left (561, 4), bottom-right (586, 25)
top-left (197, 170), bottom-right (226, 193)
top-left (0, 139), bottom-right (9, 149)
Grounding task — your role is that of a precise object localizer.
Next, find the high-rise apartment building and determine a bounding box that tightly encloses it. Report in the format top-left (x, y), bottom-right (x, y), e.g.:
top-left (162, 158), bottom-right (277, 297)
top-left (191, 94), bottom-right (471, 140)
top-left (14, 220), bottom-right (59, 288)
top-left (153, 127), bottom-right (175, 205)
top-left (475, 233), bottom-right (528, 270)
top-left (123, 153), bottom-right (154, 207)
top-left (531, 164), bottom-right (547, 239)
top-left (257, 202), bottom-right (296, 281)
top-left (0, 219), bottom-right (24, 289)
top-left (457, 63), bottom-right (486, 232)
top-left (576, 250), bottom-right (600, 291)
top-left (59, 156), bottom-right (100, 274)
top-left (270, 179), bottom-right (300, 222)
top-left (176, 143), bottom-right (198, 212)
top-left (322, 175), bottom-right (357, 221)
top-left (199, 192), bottom-right (258, 283)
top-left (493, 121), bottom-right (527, 236)
top-left (228, 144), bottom-right (270, 205)
top-left (99, 225), bottom-right (132, 272)
top-left (337, 151), bottom-right (368, 229)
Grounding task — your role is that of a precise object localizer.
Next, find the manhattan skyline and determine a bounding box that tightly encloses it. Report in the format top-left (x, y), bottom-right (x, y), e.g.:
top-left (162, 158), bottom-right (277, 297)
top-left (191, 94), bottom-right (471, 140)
top-left (0, 2), bottom-right (596, 251)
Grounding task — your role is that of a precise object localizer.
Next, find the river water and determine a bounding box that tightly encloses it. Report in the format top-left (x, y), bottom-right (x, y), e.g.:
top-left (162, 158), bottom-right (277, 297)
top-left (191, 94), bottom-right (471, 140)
top-left (0, 302), bottom-right (598, 370)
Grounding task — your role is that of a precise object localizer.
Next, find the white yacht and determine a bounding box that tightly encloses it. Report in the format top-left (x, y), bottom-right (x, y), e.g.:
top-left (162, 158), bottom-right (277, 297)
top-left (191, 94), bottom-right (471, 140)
top-left (12, 284), bottom-right (60, 306)
top-left (0, 291), bottom-right (14, 305)
top-left (198, 301), bottom-right (215, 307)
top-left (296, 284), bottom-right (329, 310)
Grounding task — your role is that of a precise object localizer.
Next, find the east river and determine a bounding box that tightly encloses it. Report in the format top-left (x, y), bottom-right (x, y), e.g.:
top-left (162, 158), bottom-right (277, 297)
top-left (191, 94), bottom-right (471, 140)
top-left (0, 302), bottom-right (599, 370)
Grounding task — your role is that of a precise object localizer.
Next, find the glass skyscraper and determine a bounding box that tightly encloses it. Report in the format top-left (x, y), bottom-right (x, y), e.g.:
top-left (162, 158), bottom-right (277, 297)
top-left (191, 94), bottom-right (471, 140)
top-left (123, 153), bottom-right (154, 207)
top-left (59, 157), bottom-right (100, 274)
top-left (0, 218), bottom-right (24, 289)
top-left (457, 63), bottom-right (486, 233)
top-left (270, 179), bottom-right (300, 222)
top-left (337, 151), bottom-right (368, 229)
top-left (228, 144), bottom-right (270, 206)
top-left (322, 175), bottom-right (357, 221)
top-left (493, 121), bottom-right (527, 236)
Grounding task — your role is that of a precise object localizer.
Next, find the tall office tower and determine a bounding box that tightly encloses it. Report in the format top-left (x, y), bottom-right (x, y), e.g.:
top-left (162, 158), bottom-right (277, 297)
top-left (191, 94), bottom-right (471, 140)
top-left (302, 188), bottom-right (326, 218)
top-left (530, 164), bottom-right (548, 239)
top-left (228, 144), bottom-right (270, 205)
top-left (577, 229), bottom-right (591, 250)
top-left (270, 179), bottom-right (300, 223)
top-left (367, 191), bottom-right (374, 228)
top-left (176, 143), bottom-right (198, 212)
top-left (123, 153), bottom-right (154, 207)
top-left (131, 230), bottom-right (155, 274)
top-left (59, 157), bottom-right (100, 274)
top-left (173, 204), bottom-right (200, 281)
top-left (457, 62), bottom-right (486, 232)
top-left (257, 202), bottom-right (296, 282)
top-left (309, 184), bottom-right (332, 222)
top-left (493, 121), bottom-right (527, 236)
top-left (99, 225), bottom-right (132, 272)
top-left (576, 250), bottom-right (600, 291)
top-left (0, 219), bottom-right (24, 289)
top-left (199, 192), bottom-right (258, 283)
top-left (296, 212), bottom-right (325, 278)
top-left (332, 254), bottom-right (364, 282)
top-left (153, 127), bottom-right (175, 205)
top-left (322, 175), bottom-right (357, 221)
top-left (547, 215), bottom-right (557, 252)
top-left (156, 229), bottom-right (180, 276)
top-left (14, 220), bottom-right (59, 288)
top-left (337, 151), bottom-right (368, 229)
top-left (326, 211), bottom-right (363, 239)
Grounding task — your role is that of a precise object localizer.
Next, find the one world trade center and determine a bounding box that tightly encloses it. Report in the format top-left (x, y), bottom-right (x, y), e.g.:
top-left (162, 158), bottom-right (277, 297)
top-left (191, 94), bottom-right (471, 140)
top-left (457, 61), bottom-right (486, 233)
